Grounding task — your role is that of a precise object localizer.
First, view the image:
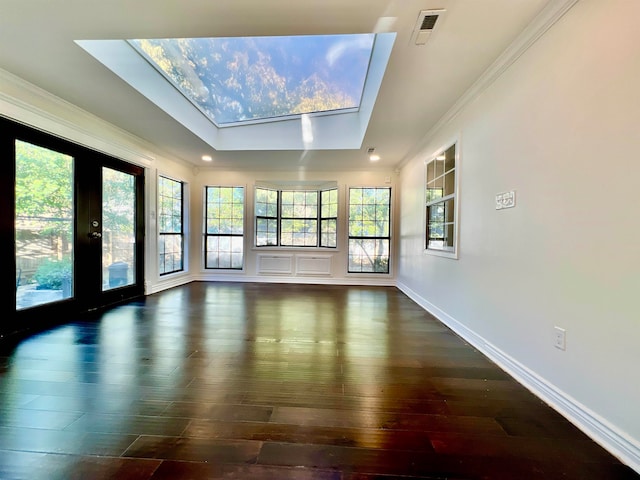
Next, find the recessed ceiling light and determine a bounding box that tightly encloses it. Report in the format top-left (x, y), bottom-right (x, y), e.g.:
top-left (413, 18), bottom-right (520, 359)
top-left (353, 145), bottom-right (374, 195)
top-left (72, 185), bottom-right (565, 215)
top-left (202, 155), bottom-right (213, 162)
top-left (369, 154), bottom-right (381, 161)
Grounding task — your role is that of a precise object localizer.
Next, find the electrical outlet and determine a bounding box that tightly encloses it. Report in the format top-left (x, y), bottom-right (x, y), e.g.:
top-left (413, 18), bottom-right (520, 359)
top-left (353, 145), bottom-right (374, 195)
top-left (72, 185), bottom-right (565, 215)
top-left (554, 326), bottom-right (566, 350)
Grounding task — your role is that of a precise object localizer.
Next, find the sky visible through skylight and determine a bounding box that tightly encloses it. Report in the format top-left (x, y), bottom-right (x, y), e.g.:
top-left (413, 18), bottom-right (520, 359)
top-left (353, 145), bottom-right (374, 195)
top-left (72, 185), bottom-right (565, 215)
top-left (129, 34), bottom-right (375, 126)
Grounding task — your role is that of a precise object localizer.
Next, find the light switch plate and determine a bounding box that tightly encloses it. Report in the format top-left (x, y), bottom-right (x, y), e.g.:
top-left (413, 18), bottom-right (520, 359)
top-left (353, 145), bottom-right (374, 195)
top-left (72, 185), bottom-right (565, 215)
top-left (496, 191), bottom-right (516, 210)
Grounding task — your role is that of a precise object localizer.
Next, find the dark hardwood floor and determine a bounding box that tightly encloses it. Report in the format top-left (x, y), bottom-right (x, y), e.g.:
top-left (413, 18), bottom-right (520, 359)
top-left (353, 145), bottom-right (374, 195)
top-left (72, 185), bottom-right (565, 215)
top-left (0, 282), bottom-right (637, 479)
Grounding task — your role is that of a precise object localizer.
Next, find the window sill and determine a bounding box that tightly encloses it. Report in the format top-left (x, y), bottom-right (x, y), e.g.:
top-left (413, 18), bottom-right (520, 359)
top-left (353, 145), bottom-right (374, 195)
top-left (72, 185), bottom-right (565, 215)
top-left (346, 271), bottom-right (392, 276)
top-left (424, 248), bottom-right (458, 260)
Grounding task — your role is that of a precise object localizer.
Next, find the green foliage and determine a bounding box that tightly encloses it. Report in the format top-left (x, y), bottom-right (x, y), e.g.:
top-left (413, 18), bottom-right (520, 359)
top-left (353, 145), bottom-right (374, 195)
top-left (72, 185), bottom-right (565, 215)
top-left (102, 168), bottom-right (135, 234)
top-left (134, 38), bottom-right (357, 124)
top-left (348, 188), bottom-right (391, 272)
top-left (15, 141), bottom-right (73, 235)
top-left (206, 186), bottom-right (245, 235)
top-left (158, 176), bottom-right (183, 234)
top-left (373, 256), bottom-right (389, 273)
top-left (34, 258), bottom-right (72, 290)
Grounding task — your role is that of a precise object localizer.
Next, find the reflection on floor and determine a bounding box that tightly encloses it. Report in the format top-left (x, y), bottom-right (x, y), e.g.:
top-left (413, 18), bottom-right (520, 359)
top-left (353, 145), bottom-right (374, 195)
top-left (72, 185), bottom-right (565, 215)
top-left (0, 282), bottom-right (637, 479)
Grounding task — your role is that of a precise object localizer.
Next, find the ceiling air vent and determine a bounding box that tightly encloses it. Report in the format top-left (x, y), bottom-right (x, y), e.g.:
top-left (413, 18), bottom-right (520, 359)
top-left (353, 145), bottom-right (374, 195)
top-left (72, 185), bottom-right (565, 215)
top-left (412, 9), bottom-right (445, 45)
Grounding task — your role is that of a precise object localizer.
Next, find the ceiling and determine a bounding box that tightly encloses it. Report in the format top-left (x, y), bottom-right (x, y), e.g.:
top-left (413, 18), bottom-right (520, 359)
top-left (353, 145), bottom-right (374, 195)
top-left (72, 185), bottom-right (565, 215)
top-left (0, 0), bottom-right (550, 171)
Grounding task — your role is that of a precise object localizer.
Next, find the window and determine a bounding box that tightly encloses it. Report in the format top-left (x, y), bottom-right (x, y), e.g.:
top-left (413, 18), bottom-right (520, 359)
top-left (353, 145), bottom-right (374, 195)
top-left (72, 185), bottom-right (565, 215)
top-left (158, 176), bottom-right (184, 275)
top-left (255, 186), bottom-right (338, 248)
top-left (320, 189), bottom-right (338, 248)
top-left (205, 186), bottom-right (244, 269)
top-left (348, 187), bottom-right (391, 273)
top-left (425, 143), bottom-right (457, 256)
top-left (128, 34), bottom-right (374, 126)
top-left (255, 188), bottom-right (278, 247)
top-left (281, 190), bottom-right (318, 247)
top-left (15, 140), bottom-right (74, 308)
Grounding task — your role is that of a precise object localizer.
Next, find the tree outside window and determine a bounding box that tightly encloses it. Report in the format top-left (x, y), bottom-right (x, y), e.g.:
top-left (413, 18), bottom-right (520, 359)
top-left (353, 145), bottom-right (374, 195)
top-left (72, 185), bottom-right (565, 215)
top-left (158, 176), bottom-right (184, 275)
top-left (205, 186), bottom-right (244, 269)
top-left (15, 140), bottom-right (74, 308)
top-left (255, 186), bottom-right (337, 248)
top-left (348, 187), bottom-right (390, 273)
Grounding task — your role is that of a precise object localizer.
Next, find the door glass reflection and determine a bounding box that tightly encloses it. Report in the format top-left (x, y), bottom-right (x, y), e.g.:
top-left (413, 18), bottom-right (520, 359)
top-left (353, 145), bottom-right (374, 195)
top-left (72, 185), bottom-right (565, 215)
top-left (15, 141), bottom-right (74, 310)
top-left (102, 167), bottom-right (136, 291)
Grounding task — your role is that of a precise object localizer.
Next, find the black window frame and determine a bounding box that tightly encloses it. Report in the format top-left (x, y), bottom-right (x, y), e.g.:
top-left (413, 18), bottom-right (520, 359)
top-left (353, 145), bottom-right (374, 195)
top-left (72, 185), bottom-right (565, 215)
top-left (204, 185), bottom-right (245, 270)
top-left (347, 186), bottom-right (391, 274)
top-left (280, 189), bottom-right (318, 247)
top-left (158, 175), bottom-right (184, 276)
top-left (255, 186), bottom-right (338, 248)
top-left (319, 188), bottom-right (338, 248)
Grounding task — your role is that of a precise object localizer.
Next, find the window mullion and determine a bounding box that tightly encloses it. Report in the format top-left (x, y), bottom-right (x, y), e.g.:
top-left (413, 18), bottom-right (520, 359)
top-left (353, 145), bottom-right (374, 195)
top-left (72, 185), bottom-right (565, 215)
top-left (318, 191), bottom-right (322, 248)
top-left (277, 190), bottom-right (282, 246)
top-left (426, 192), bottom-right (455, 207)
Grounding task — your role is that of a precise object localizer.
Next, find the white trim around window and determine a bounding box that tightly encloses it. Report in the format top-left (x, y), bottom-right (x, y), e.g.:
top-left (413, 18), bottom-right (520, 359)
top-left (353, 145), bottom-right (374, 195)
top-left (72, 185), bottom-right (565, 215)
top-left (424, 139), bottom-right (459, 259)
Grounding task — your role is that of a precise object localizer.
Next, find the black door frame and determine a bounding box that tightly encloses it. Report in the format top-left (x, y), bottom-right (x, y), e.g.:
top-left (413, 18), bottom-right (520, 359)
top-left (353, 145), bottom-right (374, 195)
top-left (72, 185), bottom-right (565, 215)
top-left (1, 116), bottom-right (145, 340)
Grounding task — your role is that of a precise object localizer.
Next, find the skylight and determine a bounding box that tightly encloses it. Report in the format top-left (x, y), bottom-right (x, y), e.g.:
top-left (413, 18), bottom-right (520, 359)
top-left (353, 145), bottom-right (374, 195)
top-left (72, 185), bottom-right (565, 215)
top-left (128, 34), bottom-right (375, 127)
top-left (75, 33), bottom-right (395, 151)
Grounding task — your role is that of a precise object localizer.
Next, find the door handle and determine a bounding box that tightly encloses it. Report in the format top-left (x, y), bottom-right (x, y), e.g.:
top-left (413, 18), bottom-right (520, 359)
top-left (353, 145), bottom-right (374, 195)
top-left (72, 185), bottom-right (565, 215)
top-left (90, 232), bottom-right (102, 239)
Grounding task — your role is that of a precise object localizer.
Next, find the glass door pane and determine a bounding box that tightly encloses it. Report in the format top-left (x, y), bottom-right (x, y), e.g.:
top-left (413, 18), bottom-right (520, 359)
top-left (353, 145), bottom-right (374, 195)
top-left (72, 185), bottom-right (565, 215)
top-left (15, 141), bottom-right (74, 310)
top-left (102, 167), bottom-right (136, 291)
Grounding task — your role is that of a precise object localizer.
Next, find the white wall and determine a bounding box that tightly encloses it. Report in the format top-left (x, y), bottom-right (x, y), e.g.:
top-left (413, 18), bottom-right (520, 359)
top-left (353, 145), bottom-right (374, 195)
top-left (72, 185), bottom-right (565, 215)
top-left (397, 0), bottom-right (640, 470)
top-left (144, 159), bottom-right (196, 293)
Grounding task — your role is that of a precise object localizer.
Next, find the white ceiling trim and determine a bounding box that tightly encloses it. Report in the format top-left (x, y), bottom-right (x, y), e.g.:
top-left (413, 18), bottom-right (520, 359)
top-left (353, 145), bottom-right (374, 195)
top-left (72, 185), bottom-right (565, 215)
top-left (0, 68), bottom-right (157, 166)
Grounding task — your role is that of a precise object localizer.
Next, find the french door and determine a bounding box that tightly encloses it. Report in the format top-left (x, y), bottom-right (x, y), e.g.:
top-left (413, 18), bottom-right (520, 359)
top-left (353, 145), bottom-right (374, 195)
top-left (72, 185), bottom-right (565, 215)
top-left (2, 117), bottom-right (145, 337)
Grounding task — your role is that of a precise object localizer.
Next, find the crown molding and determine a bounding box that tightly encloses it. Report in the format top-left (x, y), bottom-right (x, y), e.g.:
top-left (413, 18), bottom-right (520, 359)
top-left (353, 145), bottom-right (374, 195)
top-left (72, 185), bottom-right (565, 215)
top-left (0, 67), bottom-right (163, 166)
top-left (398, 0), bottom-right (580, 169)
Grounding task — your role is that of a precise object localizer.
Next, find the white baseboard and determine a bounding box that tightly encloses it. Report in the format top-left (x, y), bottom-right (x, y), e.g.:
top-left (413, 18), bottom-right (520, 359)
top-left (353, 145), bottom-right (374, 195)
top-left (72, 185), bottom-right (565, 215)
top-left (193, 272), bottom-right (395, 287)
top-left (147, 274), bottom-right (193, 294)
top-left (397, 281), bottom-right (640, 475)
top-left (148, 272), bottom-right (396, 294)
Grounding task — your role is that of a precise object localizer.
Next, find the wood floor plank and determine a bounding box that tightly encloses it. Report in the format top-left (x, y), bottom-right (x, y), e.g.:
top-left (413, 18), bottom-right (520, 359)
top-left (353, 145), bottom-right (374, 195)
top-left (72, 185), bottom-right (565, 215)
top-left (0, 408), bottom-right (82, 430)
top-left (32, 453), bottom-right (160, 480)
top-left (182, 419), bottom-right (436, 451)
top-left (149, 461), bottom-right (342, 480)
top-left (63, 413), bottom-right (191, 436)
top-left (163, 402), bottom-right (273, 421)
top-left (123, 435), bottom-right (262, 463)
top-left (0, 427), bottom-right (138, 456)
